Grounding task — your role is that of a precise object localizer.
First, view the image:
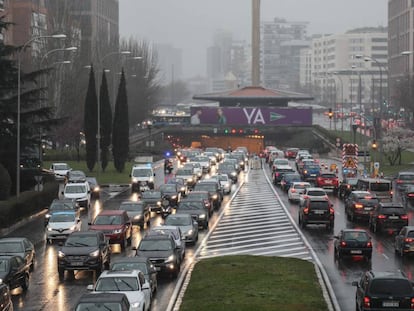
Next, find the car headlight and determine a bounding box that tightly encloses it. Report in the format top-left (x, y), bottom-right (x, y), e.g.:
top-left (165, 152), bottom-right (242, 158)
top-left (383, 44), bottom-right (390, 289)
top-left (212, 194), bottom-right (218, 200)
top-left (132, 177), bottom-right (138, 183)
top-left (93, 187), bottom-right (100, 192)
top-left (131, 302), bottom-right (141, 308)
top-left (165, 254), bottom-right (175, 263)
top-left (45, 214), bottom-right (51, 219)
top-left (58, 251), bottom-right (65, 258)
top-left (113, 228), bottom-right (123, 234)
top-left (188, 178), bottom-right (193, 182)
top-left (134, 215), bottom-right (142, 219)
top-left (69, 225), bottom-right (77, 231)
top-left (180, 187), bottom-right (186, 192)
top-left (89, 249), bottom-right (100, 257)
top-left (157, 201), bottom-right (162, 206)
top-left (239, 161), bottom-right (244, 165)
top-left (47, 227), bottom-right (53, 231)
top-left (187, 229), bottom-right (193, 235)
top-left (197, 172), bottom-right (202, 177)
top-left (231, 172), bottom-right (237, 176)
top-left (171, 195), bottom-right (177, 200)
top-left (224, 182), bottom-right (230, 187)
top-left (199, 214), bottom-right (206, 219)
top-left (149, 177), bottom-right (154, 182)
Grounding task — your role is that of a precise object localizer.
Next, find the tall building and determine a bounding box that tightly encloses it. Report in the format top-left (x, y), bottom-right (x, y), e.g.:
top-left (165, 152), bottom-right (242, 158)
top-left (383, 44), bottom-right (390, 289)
top-left (155, 43), bottom-right (183, 85)
top-left (261, 17), bottom-right (309, 91)
top-left (301, 27), bottom-right (388, 115)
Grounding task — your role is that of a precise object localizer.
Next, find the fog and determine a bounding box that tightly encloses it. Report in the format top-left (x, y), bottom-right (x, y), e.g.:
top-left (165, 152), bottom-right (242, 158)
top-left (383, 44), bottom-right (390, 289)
top-left (119, 0), bottom-right (387, 78)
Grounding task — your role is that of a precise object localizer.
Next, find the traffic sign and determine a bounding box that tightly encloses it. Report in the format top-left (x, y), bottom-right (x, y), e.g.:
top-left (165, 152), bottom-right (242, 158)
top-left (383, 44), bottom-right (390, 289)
top-left (374, 162), bottom-right (380, 169)
top-left (345, 158), bottom-right (356, 168)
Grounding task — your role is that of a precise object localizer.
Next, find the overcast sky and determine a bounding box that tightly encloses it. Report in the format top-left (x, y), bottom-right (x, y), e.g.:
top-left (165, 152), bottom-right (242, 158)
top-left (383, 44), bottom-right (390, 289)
top-left (119, 0), bottom-right (387, 78)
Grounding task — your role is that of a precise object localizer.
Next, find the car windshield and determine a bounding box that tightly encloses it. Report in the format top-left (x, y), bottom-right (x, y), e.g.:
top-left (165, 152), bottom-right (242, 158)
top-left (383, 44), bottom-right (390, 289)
top-left (120, 203), bottom-right (143, 212)
top-left (132, 169), bottom-right (152, 177)
top-left (94, 215), bottom-right (122, 225)
top-left (50, 202), bottom-right (75, 211)
top-left (65, 185), bottom-right (86, 193)
top-left (0, 242), bottom-right (23, 252)
top-left (65, 235), bottom-right (98, 247)
top-left (166, 215), bottom-right (192, 226)
top-left (179, 201), bottom-right (204, 210)
top-left (294, 184), bottom-right (309, 190)
top-left (321, 174), bottom-right (336, 178)
top-left (139, 239), bottom-right (172, 251)
top-left (187, 193), bottom-right (207, 200)
top-left (141, 191), bottom-right (161, 199)
top-left (307, 190), bottom-right (326, 196)
top-left (343, 231), bottom-right (368, 241)
top-left (274, 159), bottom-right (289, 165)
top-left (50, 214), bottom-right (76, 223)
top-left (54, 164), bottom-right (69, 170)
top-left (304, 165), bottom-right (319, 169)
top-left (399, 174), bottom-right (414, 180)
top-left (160, 185), bottom-right (176, 192)
top-left (194, 184), bottom-right (215, 192)
top-left (111, 262), bottom-right (148, 274)
top-left (285, 174), bottom-right (300, 181)
top-left (218, 175), bottom-right (228, 181)
top-left (95, 277), bottom-right (139, 291)
top-left (370, 182), bottom-right (391, 191)
top-left (0, 259), bottom-right (8, 272)
top-left (176, 169), bottom-right (192, 176)
top-left (370, 279), bottom-right (413, 295)
top-left (76, 303), bottom-right (123, 311)
top-left (196, 157), bottom-right (209, 162)
top-left (359, 198), bottom-right (379, 205)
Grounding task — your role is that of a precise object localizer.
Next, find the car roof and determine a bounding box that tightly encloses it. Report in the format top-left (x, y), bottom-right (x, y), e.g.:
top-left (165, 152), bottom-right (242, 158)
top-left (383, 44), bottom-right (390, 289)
top-left (0, 237), bottom-right (28, 243)
top-left (367, 271), bottom-right (408, 279)
top-left (70, 231), bottom-right (100, 237)
top-left (306, 187), bottom-right (325, 191)
top-left (340, 228), bottom-right (368, 234)
top-left (97, 209), bottom-right (126, 216)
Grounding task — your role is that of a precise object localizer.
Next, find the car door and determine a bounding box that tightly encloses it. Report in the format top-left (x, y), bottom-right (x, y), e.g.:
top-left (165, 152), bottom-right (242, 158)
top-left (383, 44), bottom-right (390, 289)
top-left (10, 256), bottom-right (25, 289)
top-left (23, 239), bottom-right (34, 266)
top-left (138, 271), bottom-right (151, 308)
top-left (123, 212), bottom-right (132, 240)
top-left (98, 233), bottom-right (110, 262)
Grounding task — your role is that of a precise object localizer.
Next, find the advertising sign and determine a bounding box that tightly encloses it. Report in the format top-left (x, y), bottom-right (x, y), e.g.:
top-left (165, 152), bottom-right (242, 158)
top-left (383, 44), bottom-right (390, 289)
top-left (189, 107), bottom-right (312, 126)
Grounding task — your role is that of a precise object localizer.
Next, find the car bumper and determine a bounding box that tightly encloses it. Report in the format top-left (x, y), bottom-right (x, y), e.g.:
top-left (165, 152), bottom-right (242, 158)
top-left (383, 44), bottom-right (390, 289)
top-left (58, 257), bottom-right (102, 271)
top-left (338, 248), bottom-right (372, 257)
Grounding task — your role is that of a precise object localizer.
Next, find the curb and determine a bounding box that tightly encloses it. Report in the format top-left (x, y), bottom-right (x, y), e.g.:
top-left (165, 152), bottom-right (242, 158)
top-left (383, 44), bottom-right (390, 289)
top-left (0, 209), bottom-right (48, 239)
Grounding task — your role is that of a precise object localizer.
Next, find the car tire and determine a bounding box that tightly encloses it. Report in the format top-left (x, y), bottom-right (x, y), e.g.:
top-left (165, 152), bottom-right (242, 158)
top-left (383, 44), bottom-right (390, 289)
top-left (22, 273), bottom-right (29, 291)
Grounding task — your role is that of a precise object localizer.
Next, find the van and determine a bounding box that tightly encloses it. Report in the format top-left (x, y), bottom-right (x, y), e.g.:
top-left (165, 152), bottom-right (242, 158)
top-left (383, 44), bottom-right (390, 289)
top-left (356, 178), bottom-right (393, 201)
top-left (62, 182), bottom-right (91, 208)
top-left (130, 164), bottom-right (155, 192)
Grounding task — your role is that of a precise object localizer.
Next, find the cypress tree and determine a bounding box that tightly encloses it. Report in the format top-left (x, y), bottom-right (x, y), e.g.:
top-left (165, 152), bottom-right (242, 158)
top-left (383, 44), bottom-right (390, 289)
top-left (99, 71), bottom-right (112, 172)
top-left (83, 65), bottom-right (98, 172)
top-left (112, 69), bottom-right (129, 173)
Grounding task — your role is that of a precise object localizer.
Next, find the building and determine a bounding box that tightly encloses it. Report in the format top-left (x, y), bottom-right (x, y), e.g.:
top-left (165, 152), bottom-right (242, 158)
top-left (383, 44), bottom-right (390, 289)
top-left (155, 43), bottom-right (183, 85)
top-left (261, 17), bottom-right (309, 91)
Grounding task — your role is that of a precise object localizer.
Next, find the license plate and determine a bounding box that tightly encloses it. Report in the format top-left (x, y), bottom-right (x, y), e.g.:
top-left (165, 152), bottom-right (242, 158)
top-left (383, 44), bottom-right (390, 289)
top-left (364, 207), bottom-right (372, 211)
top-left (325, 180), bottom-right (332, 184)
top-left (313, 210), bottom-right (325, 214)
top-left (382, 301), bottom-right (399, 307)
top-left (389, 216), bottom-right (399, 219)
top-left (350, 250), bottom-right (362, 254)
top-left (71, 261), bottom-right (83, 266)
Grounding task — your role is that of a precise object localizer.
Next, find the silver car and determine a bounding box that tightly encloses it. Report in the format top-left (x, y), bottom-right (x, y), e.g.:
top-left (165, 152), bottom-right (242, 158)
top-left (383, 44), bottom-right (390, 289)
top-left (164, 214), bottom-right (199, 244)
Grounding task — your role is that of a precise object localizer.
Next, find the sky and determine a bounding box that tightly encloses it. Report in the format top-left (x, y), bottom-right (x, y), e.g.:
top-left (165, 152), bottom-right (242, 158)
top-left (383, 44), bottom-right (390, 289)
top-left (119, 0), bottom-right (388, 79)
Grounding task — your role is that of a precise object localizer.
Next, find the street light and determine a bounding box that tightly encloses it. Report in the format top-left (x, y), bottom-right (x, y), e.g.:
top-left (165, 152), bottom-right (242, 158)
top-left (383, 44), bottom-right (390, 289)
top-left (16, 33), bottom-right (66, 197)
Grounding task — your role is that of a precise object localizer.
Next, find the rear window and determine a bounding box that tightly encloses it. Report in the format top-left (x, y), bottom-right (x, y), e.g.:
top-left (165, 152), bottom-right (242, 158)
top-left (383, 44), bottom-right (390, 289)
top-left (370, 182), bottom-right (391, 192)
top-left (308, 190), bottom-right (326, 196)
top-left (369, 279), bottom-right (413, 296)
top-left (309, 201), bottom-right (329, 210)
top-left (398, 174), bottom-right (414, 180)
top-left (359, 198), bottom-right (379, 205)
top-left (321, 174), bottom-right (336, 178)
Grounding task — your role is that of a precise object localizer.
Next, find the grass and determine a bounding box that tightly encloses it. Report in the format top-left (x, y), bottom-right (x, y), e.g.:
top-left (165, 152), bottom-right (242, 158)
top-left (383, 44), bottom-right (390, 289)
top-left (179, 255), bottom-right (329, 311)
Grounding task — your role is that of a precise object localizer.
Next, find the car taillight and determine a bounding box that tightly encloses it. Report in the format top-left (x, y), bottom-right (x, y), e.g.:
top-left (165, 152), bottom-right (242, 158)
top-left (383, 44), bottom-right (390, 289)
top-left (354, 203), bottom-right (363, 209)
top-left (405, 238), bottom-right (414, 243)
top-left (275, 173), bottom-right (280, 177)
top-left (377, 214), bottom-right (387, 219)
top-left (363, 296), bottom-right (370, 308)
top-left (396, 180), bottom-right (403, 184)
top-left (347, 184), bottom-right (351, 189)
top-left (367, 241), bottom-right (372, 248)
top-left (411, 297), bottom-right (414, 309)
top-left (291, 189), bottom-right (296, 193)
top-left (409, 193), bottom-right (414, 197)
top-left (340, 241), bottom-right (346, 247)
top-left (303, 207), bottom-right (309, 214)
top-left (329, 207), bottom-right (335, 214)
top-left (304, 170), bottom-right (308, 174)
top-left (401, 215), bottom-right (409, 220)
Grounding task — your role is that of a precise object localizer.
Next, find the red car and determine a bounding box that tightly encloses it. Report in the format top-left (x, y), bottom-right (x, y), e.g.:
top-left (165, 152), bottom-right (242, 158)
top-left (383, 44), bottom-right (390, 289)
top-left (284, 148), bottom-right (299, 159)
top-left (89, 210), bottom-right (132, 250)
top-left (315, 173), bottom-right (339, 194)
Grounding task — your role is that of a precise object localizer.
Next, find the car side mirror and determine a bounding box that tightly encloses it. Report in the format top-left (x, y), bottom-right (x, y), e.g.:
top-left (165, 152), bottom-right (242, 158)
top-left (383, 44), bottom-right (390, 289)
top-left (153, 173), bottom-right (156, 176)
top-left (58, 241), bottom-right (64, 246)
top-left (86, 284), bottom-right (94, 291)
top-left (77, 218), bottom-right (81, 223)
top-left (88, 222), bottom-right (92, 226)
top-left (61, 191), bottom-right (64, 195)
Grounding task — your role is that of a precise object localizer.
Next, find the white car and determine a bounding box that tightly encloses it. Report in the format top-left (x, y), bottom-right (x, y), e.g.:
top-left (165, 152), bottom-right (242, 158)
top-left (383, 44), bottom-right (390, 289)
top-left (87, 270), bottom-right (151, 311)
top-left (184, 162), bottom-right (203, 179)
top-left (62, 182), bottom-right (91, 209)
top-left (46, 211), bottom-right (81, 243)
top-left (50, 162), bottom-right (71, 181)
top-left (272, 158), bottom-right (290, 171)
top-left (288, 182), bottom-right (312, 202)
top-left (209, 174), bottom-right (232, 194)
top-left (299, 187), bottom-right (328, 206)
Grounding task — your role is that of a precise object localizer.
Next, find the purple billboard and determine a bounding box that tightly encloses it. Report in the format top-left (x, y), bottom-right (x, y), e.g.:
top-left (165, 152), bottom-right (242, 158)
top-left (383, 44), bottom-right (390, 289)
top-left (190, 107), bottom-right (312, 126)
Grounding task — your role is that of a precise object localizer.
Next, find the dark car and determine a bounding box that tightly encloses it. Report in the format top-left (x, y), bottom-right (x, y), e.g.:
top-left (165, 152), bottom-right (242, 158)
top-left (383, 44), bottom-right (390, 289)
top-left (394, 171), bottom-right (414, 192)
top-left (57, 231), bottom-right (111, 280)
top-left (338, 177), bottom-right (359, 200)
top-left (280, 173), bottom-right (301, 192)
top-left (0, 255), bottom-right (30, 292)
top-left (74, 292), bottom-right (130, 311)
top-left (159, 184), bottom-right (181, 207)
top-left (402, 185), bottom-right (414, 208)
top-left (369, 202), bottom-right (408, 234)
top-left (86, 177), bottom-right (100, 199)
top-left (0, 237), bottom-right (35, 272)
top-left (89, 210), bottom-right (132, 250)
top-left (334, 229), bottom-right (372, 262)
top-left (45, 198), bottom-right (79, 226)
top-left (134, 233), bottom-right (181, 278)
top-left (217, 163), bottom-right (238, 183)
top-left (185, 190), bottom-right (213, 216)
top-left (345, 191), bottom-right (379, 222)
top-left (0, 283), bottom-right (12, 311)
top-left (298, 197), bottom-right (334, 231)
top-left (273, 166), bottom-right (295, 185)
top-left (141, 190), bottom-right (162, 213)
top-left (394, 226), bottom-right (414, 257)
top-left (177, 199), bottom-right (209, 229)
top-left (118, 200), bottom-right (151, 229)
top-left (66, 170), bottom-right (86, 183)
top-left (110, 256), bottom-right (158, 295)
top-left (352, 270), bottom-right (414, 311)
top-left (193, 180), bottom-right (223, 210)
top-left (166, 177), bottom-right (188, 197)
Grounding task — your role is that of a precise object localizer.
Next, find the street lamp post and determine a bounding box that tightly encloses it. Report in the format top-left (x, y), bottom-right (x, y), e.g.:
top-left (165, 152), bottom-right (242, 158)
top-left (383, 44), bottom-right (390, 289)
top-left (16, 33), bottom-right (66, 197)
top-left (402, 51), bottom-right (413, 121)
top-left (332, 72), bottom-right (344, 133)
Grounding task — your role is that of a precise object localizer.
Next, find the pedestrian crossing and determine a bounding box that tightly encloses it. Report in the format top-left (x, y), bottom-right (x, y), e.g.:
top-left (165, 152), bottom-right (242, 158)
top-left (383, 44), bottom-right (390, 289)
top-left (197, 168), bottom-right (313, 261)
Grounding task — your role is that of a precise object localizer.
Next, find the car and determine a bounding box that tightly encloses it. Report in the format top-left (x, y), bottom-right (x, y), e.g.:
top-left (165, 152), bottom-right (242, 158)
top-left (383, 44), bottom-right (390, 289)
top-left (208, 174), bottom-right (232, 194)
top-left (345, 191), bottom-right (379, 222)
top-left (175, 168), bottom-right (197, 189)
top-left (184, 162), bottom-right (203, 179)
top-left (271, 158), bottom-right (290, 172)
top-left (87, 270), bottom-right (151, 311)
top-left (355, 178), bottom-right (393, 202)
top-left (46, 211), bottom-right (82, 243)
top-left (369, 202), bottom-right (408, 234)
top-left (50, 162), bottom-right (71, 181)
top-left (194, 155), bottom-right (211, 173)
top-left (315, 173), bottom-right (339, 194)
top-left (74, 292), bottom-right (131, 311)
top-left (110, 257), bottom-right (158, 296)
top-left (159, 184), bottom-right (181, 207)
top-left (45, 198), bottom-right (79, 226)
top-left (298, 197), bottom-right (335, 230)
top-left (352, 270), bottom-right (414, 311)
top-left (0, 255), bottom-right (30, 292)
top-left (130, 165), bottom-right (155, 193)
top-left (66, 170), bottom-right (86, 183)
top-left (148, 226), bottom-right (186, 263)
top-left (57, 231), bottom-right (111, 280)
top-left (62, 181), bottom-right (91, 209)
top-left (284, 147), bottom-right (299, 159)
top-left (89, 209), bottom-right (132, 250)
top-left (299, 187), bottom-right (328, 206)
top-left (280, 173), bottom-right (302, 192)
top-left (272, 165), bottom-right (295, 185)
top-left (333, 229), bottom-right (372, 262)
top-left (134, 233), bottom-right (181, 278)
top-left (185, 190), bottom-right (213, 216)
top-left (164, 213), bottom-right (199, 244)
top-left (288, 181), bottom-right (311, 202)
top-left (300, 163), bottom-right (320, 182)
top-left (402, 184), bottom-right (414, 207)
top-left (338, 177), bottom-right (359, 200)
top-left (0, 237), bottom-right (35, 272)
top-left (394, 171), bottom-right (414, 192)
top-left (176, 199), bottom-right (209, 229)
top-left (394, 226), bottom-right (414, 257)
top-left (223, 158), bottom-right (241, 173)
top-left (0, 283), bottom-right (12, 311)
top-left (166, 177), bottom-right (188, 197)
top-left (119, 200), bottom-right (151, 229)
top-left (217, 162), bottom-right (238, 183)
top-left (140, 190), bottom-right (162, 213)
top-left (86, 176), bottom-right (100, 199)
top-left (193, 180), bottom-right (223, 210)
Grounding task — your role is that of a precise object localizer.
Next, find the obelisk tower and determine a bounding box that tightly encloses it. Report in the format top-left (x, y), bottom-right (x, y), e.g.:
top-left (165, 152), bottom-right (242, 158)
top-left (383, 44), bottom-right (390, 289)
top-left (252, 0), bottom-right (260, 86)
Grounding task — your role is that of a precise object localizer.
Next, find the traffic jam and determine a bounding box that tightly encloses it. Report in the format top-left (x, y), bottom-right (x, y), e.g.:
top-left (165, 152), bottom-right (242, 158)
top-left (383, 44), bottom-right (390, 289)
top-left (2, 144), bottom-right (414, 311)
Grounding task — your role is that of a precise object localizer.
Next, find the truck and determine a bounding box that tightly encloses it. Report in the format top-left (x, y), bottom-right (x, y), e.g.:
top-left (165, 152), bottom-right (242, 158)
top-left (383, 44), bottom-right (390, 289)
top-left (130, 156), bottom-right (155, 193)
top-left (341, 144), bottom-right (358, 178)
